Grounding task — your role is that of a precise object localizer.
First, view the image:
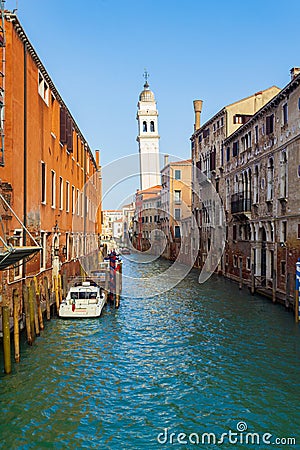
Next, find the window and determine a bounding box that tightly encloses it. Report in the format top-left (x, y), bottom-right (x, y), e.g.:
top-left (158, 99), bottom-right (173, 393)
top-left (246, 257), bottom-right (251, 271)
top-left (175, 208), bottom-right (181, 220)
top-left (51, 170), bottom-right (56, 208)
top-left (174, 170), bottom-right (181, 180)
top-left (72, 186), bottom-right (75, 214)
top-left (174, 190), bottom-right (181, 204)
top-left (298, 224), bottom-right (300, 239)
top-left (234, 115), bottom-right (243, 124)
top-left (253, 165), bottom-right (259, 204)
top-left (221, 117), bottom-right (224, 127)
top-left (233, 224), bottom-right (237, 241)
top-left (255, 125), bottom-right (259, 144)
top-left (203, 128), bottom-right (210, 138)
top-left (226, 147), bottom-right (230, 162)
top-left (77, 189), bottom-right (80, 216)
top-left (66, 181), bottom-right (70, 212)
top-left (233, 255), bottom-right (238, 267)
top-left (59, 177), bottom-right (63, 210)
top-left (174, 226), bottom-right (181, 238)
top-left (81, 192), bottom-right (84, 217)
top-left (280, 151), bottom-right (288, 198)
top-left (281, 261), bottom-right (286, 276)
top-left (150, 121), bottom-right (155, 132)
top-left (280, 221), bottom-right (287, 243)
top-left (226, 179), bottom-right (230, 210)
top-left (38, 71), bottom-right (49, 105)
top-left (143, 121), bottom-right (147, 132)
top-left (266, 114), bottom-right (274, 135)
top-left (282, 103), bottom-right (288, 125)
top-left (41, 161), bottom-right (46, 204)
top-left (232, 141), bottom-right (239, 157)
top-left (210, 148), bottom-right (216, 171)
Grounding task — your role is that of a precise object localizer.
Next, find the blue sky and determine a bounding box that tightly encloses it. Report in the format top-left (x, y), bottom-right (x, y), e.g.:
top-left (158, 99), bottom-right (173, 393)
top-left (7, 0), bottom-right (300, 207)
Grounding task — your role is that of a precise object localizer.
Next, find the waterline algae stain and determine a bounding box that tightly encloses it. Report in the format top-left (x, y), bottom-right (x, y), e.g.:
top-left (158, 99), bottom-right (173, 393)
top-left (0, 259), bottom-right (299, 449)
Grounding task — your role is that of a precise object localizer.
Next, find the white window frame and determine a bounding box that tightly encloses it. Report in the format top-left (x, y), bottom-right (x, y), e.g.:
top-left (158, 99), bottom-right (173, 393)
top-left (59, 176), bottom-right (63, 210)
top-left (51, 170), bottom-right (56, 208)
top-left (38, 70), bottom-right (49, 105)
top-left (66, 181), bottom-right (70, 213)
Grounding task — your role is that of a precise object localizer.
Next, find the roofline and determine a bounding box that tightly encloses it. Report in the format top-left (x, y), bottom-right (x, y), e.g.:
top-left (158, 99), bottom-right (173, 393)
top-left (224, 73), bottom-right (300, 144)
top-left (6, 12), bottom-right (98, 169)
top-left (191, 85), bottom-right (280, 140)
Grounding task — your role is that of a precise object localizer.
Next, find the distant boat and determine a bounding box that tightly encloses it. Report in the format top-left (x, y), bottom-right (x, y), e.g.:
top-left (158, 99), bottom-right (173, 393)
top-left (59, 280), bottom-right (106, 318)
top-left (120, 247), bottom-right (131, 255)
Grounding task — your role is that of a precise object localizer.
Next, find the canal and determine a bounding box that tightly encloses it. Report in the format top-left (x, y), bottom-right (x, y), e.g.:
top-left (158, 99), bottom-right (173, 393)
top-left (0, 257), bottom-right (299, 449)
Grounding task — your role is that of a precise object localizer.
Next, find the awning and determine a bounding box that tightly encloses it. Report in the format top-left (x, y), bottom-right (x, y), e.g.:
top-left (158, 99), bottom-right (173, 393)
top-left (0, 246), bottom-right (41, 270)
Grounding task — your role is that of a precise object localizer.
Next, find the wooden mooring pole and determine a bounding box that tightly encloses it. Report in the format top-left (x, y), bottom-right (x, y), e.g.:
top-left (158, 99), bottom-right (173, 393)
top-left (23, 284), bottom-right (32, 345)
top-left (2, 305), bottom-right (12, 374)
top-left (31, 281), bottom-right (40, 337)
top-left (35, 277), bottom-right (44, 330)
top-left (44, 277), bottom-right (51, 321)
top-left (54, 275), bottom-right (60, 314)
top-left (13, 291), bottom-right (20, 363)
top-left (28, 283), bottom-right (36, 343)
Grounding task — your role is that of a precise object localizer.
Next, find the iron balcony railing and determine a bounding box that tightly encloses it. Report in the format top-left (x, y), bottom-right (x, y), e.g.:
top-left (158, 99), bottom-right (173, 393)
top-left (231, 192), bottom-right (251, 214)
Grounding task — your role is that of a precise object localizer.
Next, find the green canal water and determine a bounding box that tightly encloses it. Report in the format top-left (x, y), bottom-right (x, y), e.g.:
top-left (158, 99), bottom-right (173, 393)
top-left (0, 257), bottom-right (299, 449)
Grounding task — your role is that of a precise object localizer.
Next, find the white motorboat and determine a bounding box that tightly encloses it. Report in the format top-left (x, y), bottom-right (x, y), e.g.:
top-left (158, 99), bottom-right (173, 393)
top-left (59, 280), bottom-right (106, 318)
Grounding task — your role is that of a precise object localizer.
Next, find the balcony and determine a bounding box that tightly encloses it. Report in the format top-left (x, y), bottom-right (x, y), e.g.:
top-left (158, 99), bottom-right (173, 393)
top-left (231, 192), bottom-right (251, 215)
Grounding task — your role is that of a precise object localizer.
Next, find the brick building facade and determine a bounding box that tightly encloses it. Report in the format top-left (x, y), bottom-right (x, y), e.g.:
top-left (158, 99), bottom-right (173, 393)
top-left (0, 12), bottom-right (102, 317)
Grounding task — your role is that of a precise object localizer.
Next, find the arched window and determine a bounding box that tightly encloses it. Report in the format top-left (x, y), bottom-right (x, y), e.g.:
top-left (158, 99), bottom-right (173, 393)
top-left (253, 165), bottom-right (259, 204)
top-left (143, 121), bottom-right (147, 132)
top-left (150, 121), bottom-right (155, 132)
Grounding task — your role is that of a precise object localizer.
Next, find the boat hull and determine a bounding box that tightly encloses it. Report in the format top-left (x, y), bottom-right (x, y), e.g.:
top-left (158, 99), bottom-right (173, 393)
top-left (58, 301), bottom-right (105, 318)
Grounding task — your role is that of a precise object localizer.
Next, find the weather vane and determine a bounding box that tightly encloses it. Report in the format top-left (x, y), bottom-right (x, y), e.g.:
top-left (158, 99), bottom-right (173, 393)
top-left (143, 69), bottom-right (149, 84)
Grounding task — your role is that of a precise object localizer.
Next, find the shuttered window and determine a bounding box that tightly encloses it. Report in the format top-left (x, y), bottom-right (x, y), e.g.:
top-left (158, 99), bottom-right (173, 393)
top-left (210, 149), bottom-right (216, 171)
top-left (60, 107), bottom-right (67, 144)
top-left (60, 106), bottom-right (73, 152)
top-left (232, 141), bottom-right (239, 157)
top-left (266, 114), bottom-right (274, 135)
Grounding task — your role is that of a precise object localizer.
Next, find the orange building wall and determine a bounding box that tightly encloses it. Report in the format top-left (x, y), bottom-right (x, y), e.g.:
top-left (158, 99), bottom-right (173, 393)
top-left (0, 15), bottom-right (102, 292)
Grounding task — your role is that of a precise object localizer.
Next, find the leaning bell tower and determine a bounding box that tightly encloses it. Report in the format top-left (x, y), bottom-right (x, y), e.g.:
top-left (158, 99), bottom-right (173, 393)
top-left (136, 71), bottom-right (160, 190)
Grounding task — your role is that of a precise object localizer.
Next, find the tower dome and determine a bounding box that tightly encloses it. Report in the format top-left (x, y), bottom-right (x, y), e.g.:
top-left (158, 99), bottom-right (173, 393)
top-left (139, 81), bottom-right (155, 102)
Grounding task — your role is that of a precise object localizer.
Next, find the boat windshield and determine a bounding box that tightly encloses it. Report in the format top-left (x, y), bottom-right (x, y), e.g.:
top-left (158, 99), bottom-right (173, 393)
top-left (70, 291), bottom-right (98, 300)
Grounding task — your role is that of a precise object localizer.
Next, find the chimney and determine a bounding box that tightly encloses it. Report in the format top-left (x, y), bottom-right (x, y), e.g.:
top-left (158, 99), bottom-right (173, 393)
top-left (95, 149), bottom-right (100, 168)
top-left (164, 154), bottom-right (169, 167)
top-left (290, 67), bottom-right (300, 80)
top-left (193, 100), bottom-right (203, 131)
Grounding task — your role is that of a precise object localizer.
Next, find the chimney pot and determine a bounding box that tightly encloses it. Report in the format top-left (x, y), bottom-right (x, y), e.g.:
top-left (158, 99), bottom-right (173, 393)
top-left (193, 100), bottom-right (203, 130)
